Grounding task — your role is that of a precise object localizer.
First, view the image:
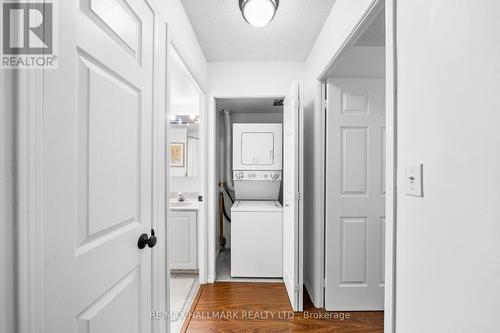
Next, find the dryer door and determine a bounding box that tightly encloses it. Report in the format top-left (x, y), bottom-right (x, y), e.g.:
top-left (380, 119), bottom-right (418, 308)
top-left (233, 123), bottom-right (283, 170)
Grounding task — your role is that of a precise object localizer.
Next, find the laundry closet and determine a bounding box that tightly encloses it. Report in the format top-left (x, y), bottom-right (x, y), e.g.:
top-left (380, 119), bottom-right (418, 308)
top-left (215, 97), bottom-right (284, 279)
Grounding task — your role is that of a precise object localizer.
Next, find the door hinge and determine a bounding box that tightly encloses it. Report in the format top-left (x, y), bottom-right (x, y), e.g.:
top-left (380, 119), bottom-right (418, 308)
top-left (295, 192), bottom-right (302, 201)
top-left (323, 278), bottom-right (327, 289)
top-left (322, 99), bottom-right (328, 110)
top-left (294, 284), bottom-right (301, 293)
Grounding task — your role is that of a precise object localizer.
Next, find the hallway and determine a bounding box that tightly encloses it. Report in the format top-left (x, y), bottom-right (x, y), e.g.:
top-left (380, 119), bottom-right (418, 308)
top-left (2, 1), bottom-right (500, 333)
top-left (182, 283), bottom-right (383, 332)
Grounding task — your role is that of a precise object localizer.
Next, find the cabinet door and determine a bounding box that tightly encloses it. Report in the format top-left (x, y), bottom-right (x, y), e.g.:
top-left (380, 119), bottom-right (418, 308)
top-left (170, 211), bottom-right (197, 270)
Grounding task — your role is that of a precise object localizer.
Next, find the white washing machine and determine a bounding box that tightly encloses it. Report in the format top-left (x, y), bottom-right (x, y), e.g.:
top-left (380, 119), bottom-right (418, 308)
top-left (230, 123), bottom-right (283, 278)
top-left (231, 200), bottom-right (283, 278)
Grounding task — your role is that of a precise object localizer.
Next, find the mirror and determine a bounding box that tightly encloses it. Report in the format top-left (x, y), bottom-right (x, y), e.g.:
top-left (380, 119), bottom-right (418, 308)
top-left (170, 122), bottom-right (199, 178)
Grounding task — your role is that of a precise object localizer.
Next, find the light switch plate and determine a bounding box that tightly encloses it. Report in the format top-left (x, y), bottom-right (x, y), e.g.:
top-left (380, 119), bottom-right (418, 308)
top-left (405, 164), bottom-right (423, 197)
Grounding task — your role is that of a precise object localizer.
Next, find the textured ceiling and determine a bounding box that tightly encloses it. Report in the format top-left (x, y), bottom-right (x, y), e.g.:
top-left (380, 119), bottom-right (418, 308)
top-left (180, 0), bottom-right (336, 61)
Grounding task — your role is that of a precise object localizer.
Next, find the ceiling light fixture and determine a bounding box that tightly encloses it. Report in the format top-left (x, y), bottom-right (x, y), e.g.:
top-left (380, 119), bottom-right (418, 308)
top-left (239, 0), bottom-right (279, 28)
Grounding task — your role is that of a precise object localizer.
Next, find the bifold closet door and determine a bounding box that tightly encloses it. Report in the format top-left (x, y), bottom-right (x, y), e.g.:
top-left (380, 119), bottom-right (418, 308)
top-left (282, 81), bottom-right (304, 311)
top-left (325, 78), bottom-right (386, 311)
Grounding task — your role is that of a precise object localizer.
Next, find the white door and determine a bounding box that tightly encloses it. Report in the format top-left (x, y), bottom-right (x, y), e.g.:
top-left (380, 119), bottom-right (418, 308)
top-left (325, 78), bottom-right (385, 310)
top-left (42, 0), bottom-right (157, 331)
top-left (283, 81), bottom-right (304, 311)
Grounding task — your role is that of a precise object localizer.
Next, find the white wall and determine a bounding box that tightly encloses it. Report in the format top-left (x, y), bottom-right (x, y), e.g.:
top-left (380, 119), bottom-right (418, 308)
top-left (302, 0), bottom-right (379, 307)
top-left (0, 70), bottom-right (16, 333)
top-left (395, 1), bottom-right (500, 332)
top-left (155, 0), bottom-right (208, 91)
top-left (329, 46), bottom-right (385, 78)
top-left (207, 61), bottom-right (304, 281)
top-left (170, 177), bottom-right (200, 194)
top-left (208, 62), bottom-right (304, 97)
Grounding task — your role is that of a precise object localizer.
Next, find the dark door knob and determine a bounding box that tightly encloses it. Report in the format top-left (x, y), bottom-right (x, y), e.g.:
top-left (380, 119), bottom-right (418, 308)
top-left (147, 229), bottom-right (157, 248)
top-left (137, 233), bottom-right (149, 249)
top-left (137, 229), bottom-right (157, 249)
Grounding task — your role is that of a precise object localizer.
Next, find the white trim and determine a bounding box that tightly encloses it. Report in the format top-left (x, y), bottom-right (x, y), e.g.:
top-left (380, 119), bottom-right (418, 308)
top-left (164, 26), bottom-right (173, 333)
top-left (297, 81), bottom-right (305, 311)
top-left (166, 36), bottom-right (208, 286)
top-left (315, 79), bottom-right (327, 308)
top-left (207, 93), bottom-right (287, 283)
top-left (384, 1), bottom-right (397, 331)
top-left (318, 0), bottom-right (384, 80)
top-left (316, 1), bottom-right (397, 332)
top-left (17, 68), bottom-right (44, 333)
top-left (152, 9), bottom-right (168, 333)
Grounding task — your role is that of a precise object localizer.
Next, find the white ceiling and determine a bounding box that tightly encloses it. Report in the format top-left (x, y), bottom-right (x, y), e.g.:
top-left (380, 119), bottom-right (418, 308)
top-left (328, 11), bottom-right (386, 78)
top-left (355, 11), bottom-right (385, 47)
top-left (180, 0), bottom-right (336, 61)
top-left (217, 97), bottom-right (284, 113)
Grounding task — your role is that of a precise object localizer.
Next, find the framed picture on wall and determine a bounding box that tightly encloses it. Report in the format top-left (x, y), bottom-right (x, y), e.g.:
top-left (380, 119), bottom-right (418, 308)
top-left (170, 142), bottom-right (185, 167)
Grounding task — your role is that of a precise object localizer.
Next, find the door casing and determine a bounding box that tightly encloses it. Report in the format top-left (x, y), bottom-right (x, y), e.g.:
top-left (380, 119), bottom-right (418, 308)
top-left (316, 0), bottom-right (397, 332)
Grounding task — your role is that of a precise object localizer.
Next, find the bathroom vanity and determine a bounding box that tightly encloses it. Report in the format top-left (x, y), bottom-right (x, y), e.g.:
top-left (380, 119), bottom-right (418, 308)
top-left (170, 200), bottom-right (199, 270)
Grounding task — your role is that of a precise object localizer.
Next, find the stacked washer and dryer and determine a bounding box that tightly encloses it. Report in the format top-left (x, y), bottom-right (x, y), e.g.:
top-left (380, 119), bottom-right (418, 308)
top-left (230, 123), bottom-right (283, 278)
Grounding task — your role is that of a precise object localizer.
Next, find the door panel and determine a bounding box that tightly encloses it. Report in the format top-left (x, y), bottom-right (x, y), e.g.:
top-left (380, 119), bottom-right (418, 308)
top-left (341, 217), bottom-right (368, 283)
top-left (283, 81), bottom-right (303, 311)
top-left (77, 54), bottom-right (141, 244)
top-left (341, 127), bottom-right (368, 195)
top-left (325, 78), bottom-right (385, 311)
top-left (171, 211), bottom-right (197, 270)
top-left (42, 0), bottom-right (156, 331)
top-left (76, 267), bottom-right (140, 333)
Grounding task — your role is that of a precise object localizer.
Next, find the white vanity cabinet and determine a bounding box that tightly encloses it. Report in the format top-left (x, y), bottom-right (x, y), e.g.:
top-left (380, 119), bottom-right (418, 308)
top-left (170, 210), bottom-right (197, 270)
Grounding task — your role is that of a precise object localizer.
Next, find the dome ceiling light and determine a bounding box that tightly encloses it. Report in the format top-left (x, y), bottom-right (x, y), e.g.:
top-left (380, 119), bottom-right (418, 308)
top-left (239, 0), bottom-right (279, 28)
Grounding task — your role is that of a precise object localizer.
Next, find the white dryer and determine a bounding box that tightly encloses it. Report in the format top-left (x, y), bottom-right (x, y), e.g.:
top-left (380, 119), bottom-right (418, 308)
top-left (233, 123), bottom-right (282, 171)
top-left (231, 201), bottom-right (283, 278)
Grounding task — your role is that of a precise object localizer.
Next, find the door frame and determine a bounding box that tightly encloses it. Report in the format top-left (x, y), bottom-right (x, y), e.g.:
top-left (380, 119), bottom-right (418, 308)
top-left (207, 94), bottom-right (286, 283)
top-left (166, 35), bottom-right (208, 287)
top-left (317, 0), bottom-right (397, 332)
top-left (16, 1), bottom-right (168, 332)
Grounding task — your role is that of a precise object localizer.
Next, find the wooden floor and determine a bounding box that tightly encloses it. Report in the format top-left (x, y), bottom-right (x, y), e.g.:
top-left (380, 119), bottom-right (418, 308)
top-left (182, 282), bottom-right (383, 333)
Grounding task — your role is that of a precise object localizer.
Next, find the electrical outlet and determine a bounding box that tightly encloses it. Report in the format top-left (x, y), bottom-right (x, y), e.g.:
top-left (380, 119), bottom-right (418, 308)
top-left (405, 164), bottom-right (423, 197)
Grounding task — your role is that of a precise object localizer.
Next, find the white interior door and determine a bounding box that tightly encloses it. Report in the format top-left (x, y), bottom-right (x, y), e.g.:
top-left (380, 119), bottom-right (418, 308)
top-left (41, 0), bottom-right (157, 331)
top-left (325, 78), bottom-right (385, 311)
top-left (283, 81), bottom-right (304, 311)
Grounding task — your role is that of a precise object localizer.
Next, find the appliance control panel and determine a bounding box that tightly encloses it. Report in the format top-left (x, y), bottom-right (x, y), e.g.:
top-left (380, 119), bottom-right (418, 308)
top-left (233, 170), bottom-right (282, 181)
